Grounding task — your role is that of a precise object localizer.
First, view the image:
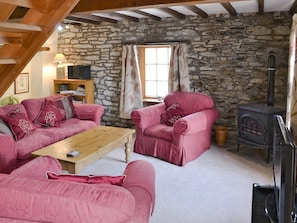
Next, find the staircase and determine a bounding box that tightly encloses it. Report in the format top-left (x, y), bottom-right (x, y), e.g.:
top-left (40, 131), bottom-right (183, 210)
top-left (0, 0), bottom-right (79, 97)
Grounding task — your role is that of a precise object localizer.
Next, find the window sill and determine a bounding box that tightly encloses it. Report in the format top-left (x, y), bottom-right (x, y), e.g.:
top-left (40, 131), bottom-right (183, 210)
top-left (143, 98), bottom-right (163, 106)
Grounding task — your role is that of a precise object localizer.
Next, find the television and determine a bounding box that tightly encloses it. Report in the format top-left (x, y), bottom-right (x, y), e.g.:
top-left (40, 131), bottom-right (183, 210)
top-left (252, 115), bottom-right (297, 223)
top-left (273, 115), bottom-right (297, 223)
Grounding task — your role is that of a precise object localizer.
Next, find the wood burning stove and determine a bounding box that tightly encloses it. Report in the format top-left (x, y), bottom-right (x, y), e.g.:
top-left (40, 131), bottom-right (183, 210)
top-left (237, 104), bottom-right (283, 163)
top-left (237, 51), bottom-right (284, 163)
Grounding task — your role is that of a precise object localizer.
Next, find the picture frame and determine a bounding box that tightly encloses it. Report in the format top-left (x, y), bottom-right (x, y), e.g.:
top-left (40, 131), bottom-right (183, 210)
top-left (15, 73), bottom-right (29, 94)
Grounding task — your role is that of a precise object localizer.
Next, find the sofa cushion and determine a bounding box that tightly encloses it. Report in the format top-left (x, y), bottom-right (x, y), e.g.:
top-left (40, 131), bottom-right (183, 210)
top-left (49, 95), bottom-right (75, 120)
top-left (160, 102), bottom-right (185, 126)
top-left (144, 124), bottom-right (173, 141)
top-left (0, 107), bottom-right (36, 140)
top-left (15, 128), bottom-right (55, 160)
top-left (47, 172), bottom-right (126, 186)
top-left (21, 98), bottom-right (44, 122)
top-left (35, 99), bottom-right (63, 127)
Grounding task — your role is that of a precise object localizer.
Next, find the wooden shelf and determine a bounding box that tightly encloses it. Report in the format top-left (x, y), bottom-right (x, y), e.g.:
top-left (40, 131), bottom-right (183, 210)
top-left (53, 79), bottom-right (94, 104)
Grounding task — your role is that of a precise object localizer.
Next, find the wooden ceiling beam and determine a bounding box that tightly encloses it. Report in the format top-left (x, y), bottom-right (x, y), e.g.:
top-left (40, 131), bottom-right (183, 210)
top-left (221, 3), bottom-right (237, 16)
top-left (112, 12), bottom-right (139, 22)
top-left (289, 0), bottom-right (297, 14)
top-left (90, 15), bottom-right (118, 24)
top-left (185, 5), bottom-right (208, 18)
top-left (72, 0), bottom-right (244, 13)
top-left (66, 15), bottom-right (102, 25)
top-left (132, 10), bottom-right (162, 21)
top-left (0, 0), bottom-right (58, 13)
top-left (258, 0), bottom-right (264, 14)
top-left (160, 8), bottom-right (186, 19)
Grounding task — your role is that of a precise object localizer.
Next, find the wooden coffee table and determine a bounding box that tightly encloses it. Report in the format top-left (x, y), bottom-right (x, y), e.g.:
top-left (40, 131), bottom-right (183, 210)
top-left (31, 126), bottom-right (135, 174)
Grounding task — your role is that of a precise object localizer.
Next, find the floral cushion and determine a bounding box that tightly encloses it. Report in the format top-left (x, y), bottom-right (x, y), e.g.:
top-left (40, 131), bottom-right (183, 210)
top-left (47, 172), bottom-right (126, 186)
top-left (160, 102), bottom-right (186, 126)
top-left (49, 95), bottom-right (75, 120)
top-left (0, 106), bottom-right (36, 140)
top-left (35, 99), bottom-right (63, 127)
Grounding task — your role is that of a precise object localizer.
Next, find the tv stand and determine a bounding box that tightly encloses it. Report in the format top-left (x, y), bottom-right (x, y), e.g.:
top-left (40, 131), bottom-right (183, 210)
top-left (252, 184), bottom-right (278, 223)
top-left (252, 183), bottom-right (297, 223)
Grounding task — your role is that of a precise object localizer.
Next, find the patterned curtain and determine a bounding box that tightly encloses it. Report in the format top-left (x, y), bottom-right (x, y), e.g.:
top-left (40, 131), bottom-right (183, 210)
top-left (168, 43), bottom-right (190, 92)
top-left (286, 14), bottom-right (297, 136)
top-left (119, 45), bottom-right (143, 119)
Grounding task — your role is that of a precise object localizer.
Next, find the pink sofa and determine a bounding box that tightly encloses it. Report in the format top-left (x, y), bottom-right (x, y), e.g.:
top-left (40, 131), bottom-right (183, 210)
top-left (131, 92), bottom-right (219, 166)
top-left (0, 156), bottom-right (155, 223)
top-left (0, 95), bottom-right (104, 173)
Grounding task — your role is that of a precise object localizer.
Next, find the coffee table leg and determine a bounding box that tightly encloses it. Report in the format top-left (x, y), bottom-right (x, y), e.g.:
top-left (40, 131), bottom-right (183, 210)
top-left (125, 134), bottom-right (133, 163)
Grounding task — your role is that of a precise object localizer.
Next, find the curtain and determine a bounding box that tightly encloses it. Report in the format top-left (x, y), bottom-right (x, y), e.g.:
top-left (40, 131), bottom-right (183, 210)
top-left (168, 43), bottom-right (190, 92)
top-left (286, 14), bottom-right (297, 137)
top-left (119, 45), bottom-right (143, 119)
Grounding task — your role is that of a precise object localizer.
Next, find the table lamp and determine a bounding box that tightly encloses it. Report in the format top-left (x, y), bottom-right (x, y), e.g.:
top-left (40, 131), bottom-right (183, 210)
top-left (53, 53), bottom-right (67, 79)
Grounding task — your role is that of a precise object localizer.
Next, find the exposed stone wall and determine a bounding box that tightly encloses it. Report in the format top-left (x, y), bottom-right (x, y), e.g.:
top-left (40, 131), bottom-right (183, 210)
top-left (58, 12), bottom-right (292, 145)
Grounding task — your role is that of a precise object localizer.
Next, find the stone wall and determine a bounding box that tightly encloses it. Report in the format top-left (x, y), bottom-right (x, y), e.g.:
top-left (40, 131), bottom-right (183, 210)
top-left (58, 12), bottom-right (292, 145)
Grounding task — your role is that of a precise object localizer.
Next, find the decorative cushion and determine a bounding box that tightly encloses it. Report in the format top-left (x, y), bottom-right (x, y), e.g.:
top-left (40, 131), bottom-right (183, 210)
top-left (0, 106), bottom-right (36, 140)
top-left (47, 172), bottom-right (126, 186)
top-left (34, 99), bottom-right (63, 127)
top-left (0, 119), bottom-right (13, 137)
top-left (160, 102), bottom-right (186, 126)
top-left (49, 95), bottom-right (75, 120)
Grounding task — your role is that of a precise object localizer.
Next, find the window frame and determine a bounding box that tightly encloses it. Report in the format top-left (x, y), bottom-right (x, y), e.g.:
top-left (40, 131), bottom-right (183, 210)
top-left (138, 45), bottom-right (171, 101)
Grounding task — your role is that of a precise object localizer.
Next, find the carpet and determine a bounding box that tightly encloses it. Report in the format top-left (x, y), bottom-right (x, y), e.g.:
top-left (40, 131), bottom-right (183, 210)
top-left (224, 144), bottom-right (272, 167)
top-left (80, 144), bottom-right (274, 223)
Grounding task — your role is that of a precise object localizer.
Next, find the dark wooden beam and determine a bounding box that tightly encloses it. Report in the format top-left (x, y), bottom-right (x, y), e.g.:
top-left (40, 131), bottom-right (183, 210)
top-left (258, 0), bottom-right (264, 14)
top-left (289, 0), bottom-right (297, 14)
top-left (112, 12), bottom-right (139, 22)
top-left (90, 14), bottom-right (118, 24)
top-left (66, 15), bottom-right (102, 25)
top-left (132, 9), bottom-right (162, 21)
top-left (221, 3), bottom-right (237, 16)
top-left (160, 8), bottom-right (186, 19)
top-left (185, 5), bottom-right (208, 18)
top-left (71, 0), bottom-right (230, 13)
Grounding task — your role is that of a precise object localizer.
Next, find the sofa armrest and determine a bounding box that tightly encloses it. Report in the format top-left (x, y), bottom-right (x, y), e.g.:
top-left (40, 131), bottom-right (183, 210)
top-left (0, 133), bottom-right (17, 174)
top-left (131, 103), bottom-right (166, 129)
top-left (122, 160), bottom-right (155, 216)
top-left (10, 156), bottom-right (62, 179)
top-left (74, 103), bottom-right (104, 125)
top-left (174, 108), bottom-right (219, 135)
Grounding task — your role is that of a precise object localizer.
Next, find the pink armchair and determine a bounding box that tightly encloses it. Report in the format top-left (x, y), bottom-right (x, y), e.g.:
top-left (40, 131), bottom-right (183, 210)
top-left (131, 92), bottom-right (219, 166)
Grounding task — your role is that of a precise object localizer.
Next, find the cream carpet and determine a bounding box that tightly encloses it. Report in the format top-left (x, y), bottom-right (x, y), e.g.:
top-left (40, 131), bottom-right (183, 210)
top-left (80, 145), bottom-right (274, 223)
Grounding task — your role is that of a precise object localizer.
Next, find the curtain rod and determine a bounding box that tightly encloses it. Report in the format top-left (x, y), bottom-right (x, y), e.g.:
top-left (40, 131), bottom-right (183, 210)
top-left (122, 40), bottom-right (190, 46)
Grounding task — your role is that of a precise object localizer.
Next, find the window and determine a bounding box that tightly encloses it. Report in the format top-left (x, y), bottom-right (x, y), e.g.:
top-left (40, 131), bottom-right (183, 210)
top-left (139, 46), bottom-right (171, 100)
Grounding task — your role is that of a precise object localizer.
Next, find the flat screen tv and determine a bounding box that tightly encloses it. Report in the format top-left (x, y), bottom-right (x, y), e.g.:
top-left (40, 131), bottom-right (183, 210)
top-left (273, 115), bottom-right (297, 223)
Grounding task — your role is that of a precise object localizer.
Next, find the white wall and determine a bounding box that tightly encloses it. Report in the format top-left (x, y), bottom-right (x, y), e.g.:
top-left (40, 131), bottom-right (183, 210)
top-left (1, 31), bottom-right (58, 102)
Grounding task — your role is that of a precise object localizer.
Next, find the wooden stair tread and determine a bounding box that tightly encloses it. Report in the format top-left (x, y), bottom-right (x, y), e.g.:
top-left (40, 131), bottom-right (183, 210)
top-left (0, 22), bottom-right (42, 32)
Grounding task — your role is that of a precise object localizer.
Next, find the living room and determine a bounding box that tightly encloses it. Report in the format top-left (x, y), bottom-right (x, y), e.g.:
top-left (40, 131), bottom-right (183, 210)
top-left (2, 10), bottom-right (290, 144)
top-left (0, 1), bottom-right (295, 222)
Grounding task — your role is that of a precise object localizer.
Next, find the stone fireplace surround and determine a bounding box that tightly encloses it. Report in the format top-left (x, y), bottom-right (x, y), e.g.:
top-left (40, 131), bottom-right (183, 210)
top-left (58, 12), bottom-right (291, 145)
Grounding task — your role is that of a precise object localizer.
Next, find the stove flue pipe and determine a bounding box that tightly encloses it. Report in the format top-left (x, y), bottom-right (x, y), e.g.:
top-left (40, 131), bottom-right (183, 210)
top-left (267, 51), bottom-right (276, 106)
